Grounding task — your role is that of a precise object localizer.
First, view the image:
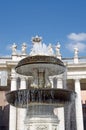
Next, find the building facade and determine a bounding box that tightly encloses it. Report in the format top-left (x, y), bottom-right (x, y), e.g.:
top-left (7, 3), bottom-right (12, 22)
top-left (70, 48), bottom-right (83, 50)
top-left (0, 37), bottom-right (86, 130)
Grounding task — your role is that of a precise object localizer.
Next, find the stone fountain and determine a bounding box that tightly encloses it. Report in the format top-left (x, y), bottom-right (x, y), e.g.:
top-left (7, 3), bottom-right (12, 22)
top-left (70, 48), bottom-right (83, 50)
top-left (6, 36), bottom-right (76, 130)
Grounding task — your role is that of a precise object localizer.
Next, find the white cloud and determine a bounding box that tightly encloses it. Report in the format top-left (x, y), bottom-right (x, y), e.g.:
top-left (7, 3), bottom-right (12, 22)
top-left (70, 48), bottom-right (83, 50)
top-left (68, 33), bottom-right (86, 41)
top-left (6, 44), bottom-right (12, 51)
top-left (66, 32), bottom-right (86, 53)
top-left (66, 42), bottom-right (86, 52)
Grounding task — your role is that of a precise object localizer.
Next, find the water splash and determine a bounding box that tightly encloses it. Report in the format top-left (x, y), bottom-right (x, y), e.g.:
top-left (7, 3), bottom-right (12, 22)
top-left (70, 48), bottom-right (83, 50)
top-left (29, 36), bottom-right (54, 56)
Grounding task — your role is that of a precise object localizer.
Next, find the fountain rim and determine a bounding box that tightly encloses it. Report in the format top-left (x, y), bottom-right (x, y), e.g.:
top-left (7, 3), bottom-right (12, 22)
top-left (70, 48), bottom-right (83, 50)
top-left (15, 55), bottom-right (65, 69)
top-left (15, 55), bottom-right (66, 76)
top-left (6, 88), bottom-right (76, 108)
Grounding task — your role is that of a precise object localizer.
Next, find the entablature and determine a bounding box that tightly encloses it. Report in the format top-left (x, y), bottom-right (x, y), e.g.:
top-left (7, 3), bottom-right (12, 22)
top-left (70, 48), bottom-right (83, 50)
top-left (67, 73), bottom-right (86, 80)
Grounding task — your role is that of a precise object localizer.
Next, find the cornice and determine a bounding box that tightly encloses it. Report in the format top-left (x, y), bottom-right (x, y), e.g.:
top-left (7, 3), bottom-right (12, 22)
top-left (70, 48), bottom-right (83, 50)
top-left (67, 62), bottom-right (86, 68)
top-left (6, 60), bottom-right (18, 66)
top-left (67, 73), bottom-right (86, 80)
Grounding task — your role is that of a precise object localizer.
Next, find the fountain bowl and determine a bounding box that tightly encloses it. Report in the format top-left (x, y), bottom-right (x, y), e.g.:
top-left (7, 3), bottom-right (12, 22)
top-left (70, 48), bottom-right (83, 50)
top-left (6, 88), bottom-right (76, 108)
top-left (15, 55), bottom-right (66, 76)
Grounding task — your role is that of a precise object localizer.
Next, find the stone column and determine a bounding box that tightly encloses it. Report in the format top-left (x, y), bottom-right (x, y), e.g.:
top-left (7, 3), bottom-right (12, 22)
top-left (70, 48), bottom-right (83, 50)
top-left (9, 68), bottom-right (17, 130)
top-left (17, 76), bottom-right (27, 130)
top-left (56, 76), bottom-right (65, 130)
top-left (75, 79), bottom-right (84, 130)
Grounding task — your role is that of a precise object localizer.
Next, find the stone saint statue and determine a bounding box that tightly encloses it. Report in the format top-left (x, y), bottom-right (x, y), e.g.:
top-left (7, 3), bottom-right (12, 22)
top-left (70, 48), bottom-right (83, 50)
top-left (48, 43), bottom-right (54, 56)
top-left (55, 42), bottom-right (61, 56)
top-left (74, 47), bottom-right (79, 57)
top-left (21, 42), bottom-right (27, 55)
top-left (12, 43), bottom-right (17, 55)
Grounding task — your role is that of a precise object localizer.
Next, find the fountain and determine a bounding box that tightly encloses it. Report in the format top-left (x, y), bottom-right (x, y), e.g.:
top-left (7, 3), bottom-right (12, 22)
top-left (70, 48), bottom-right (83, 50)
top-left (6, 36), bottom-right (76, 130)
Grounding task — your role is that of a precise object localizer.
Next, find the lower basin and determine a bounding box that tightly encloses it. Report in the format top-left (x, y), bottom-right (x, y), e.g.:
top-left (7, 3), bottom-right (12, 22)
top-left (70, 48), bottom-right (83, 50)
top-left (6, 88), bottom-right (76, 108)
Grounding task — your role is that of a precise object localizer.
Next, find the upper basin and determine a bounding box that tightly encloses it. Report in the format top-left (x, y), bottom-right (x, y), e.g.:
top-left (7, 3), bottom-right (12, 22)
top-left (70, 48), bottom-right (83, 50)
top-left (15, 55), bottom-right (66, 76)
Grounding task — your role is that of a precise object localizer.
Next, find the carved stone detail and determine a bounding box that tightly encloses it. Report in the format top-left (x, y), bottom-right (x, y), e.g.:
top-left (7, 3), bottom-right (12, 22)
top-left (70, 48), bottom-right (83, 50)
top-left (36, 125), bottom-right (48, 130)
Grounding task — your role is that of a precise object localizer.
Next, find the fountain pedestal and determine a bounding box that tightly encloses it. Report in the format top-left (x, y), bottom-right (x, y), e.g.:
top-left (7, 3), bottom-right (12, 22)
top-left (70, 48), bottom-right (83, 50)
top-left (24, 105), bottom-right (59, 130)
top-left (25, 117), bottom-right (59, 130)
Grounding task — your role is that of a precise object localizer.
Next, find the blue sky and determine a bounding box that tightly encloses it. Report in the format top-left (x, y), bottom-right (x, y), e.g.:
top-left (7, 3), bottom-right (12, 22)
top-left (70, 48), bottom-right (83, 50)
top-left (0, 0), bottom-right (86, 57)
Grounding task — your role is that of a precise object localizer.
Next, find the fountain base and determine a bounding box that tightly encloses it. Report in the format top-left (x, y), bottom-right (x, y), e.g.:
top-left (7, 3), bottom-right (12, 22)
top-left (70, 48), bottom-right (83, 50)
top-left (25, 117), bottom-right (59, 130)
top-left (24, 105), bottom-right (59, 130)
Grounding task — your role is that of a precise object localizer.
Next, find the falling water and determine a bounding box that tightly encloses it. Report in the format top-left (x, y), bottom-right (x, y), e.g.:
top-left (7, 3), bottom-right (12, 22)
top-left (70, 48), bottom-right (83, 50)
top-left (63, 67), bottom-right (67, 89)
top-left (64, 102), bottom-right (76, 130)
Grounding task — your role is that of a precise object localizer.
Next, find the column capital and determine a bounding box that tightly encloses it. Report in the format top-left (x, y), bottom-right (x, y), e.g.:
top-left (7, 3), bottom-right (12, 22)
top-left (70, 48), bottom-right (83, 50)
top-left (11, 72), bottom-right (17, 81)
top-left (11, 75), bottom-right (17, 80)
top-left (20, 76), bottom-right (27, 81)
top-left (74, 78), bottom-right (81, 82)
